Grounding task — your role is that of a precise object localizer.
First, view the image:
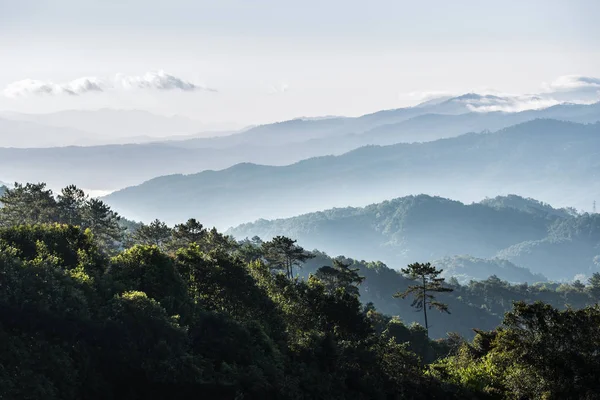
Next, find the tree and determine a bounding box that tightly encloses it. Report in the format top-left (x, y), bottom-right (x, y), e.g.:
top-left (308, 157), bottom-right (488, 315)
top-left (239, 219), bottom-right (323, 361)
top-left (262, 236), bottom-right (314, 279)
top-left (0, 183), bottom-right (59, 226)
top-left (57, 185), bottom-right (88, 226)
top-left (170, 218), bottom-right (207, 249)
top-left (587, 272), bottom-right (600, 300)
top-left (203, 227), bottom-right (239, 253)
top-left (394, 262), bottom-right (453, 337)
top-left (237, 236), bottom-right (264, 263)
top-left (82, 198), bottom-right (124, 250)
top-left (131, 219), bottom-right (172, 249)
top-left (315, 259), bottom-right (365, 297)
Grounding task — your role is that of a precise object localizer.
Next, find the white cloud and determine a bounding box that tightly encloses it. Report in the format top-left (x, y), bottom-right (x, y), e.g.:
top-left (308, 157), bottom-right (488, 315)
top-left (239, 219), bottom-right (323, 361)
top-left (544, 75), bottom-right (600, 92)
top-left (67, 77), bottom-right (107, 94)
top-left (267, 82), bottom-right (290, 94)
top-left (115, 70), bottom-right (215, 92)
top-left (405, 75), bottom-right (600, 113)
top-left (3, 70), bottom-right (214, 98)
top-left (466, 95), bottom-right (562, 113)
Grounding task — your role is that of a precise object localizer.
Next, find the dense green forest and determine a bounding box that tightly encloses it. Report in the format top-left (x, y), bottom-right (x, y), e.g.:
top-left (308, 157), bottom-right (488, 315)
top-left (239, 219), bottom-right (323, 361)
top-left (3, 183), bottom-right (600, 399)
top-left (230, 194), bottom-right (600, 282)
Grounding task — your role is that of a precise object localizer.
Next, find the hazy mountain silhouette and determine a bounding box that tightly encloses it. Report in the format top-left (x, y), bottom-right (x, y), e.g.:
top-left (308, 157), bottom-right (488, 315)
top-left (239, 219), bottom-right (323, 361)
top-left (0, 109), bottom-right (230, 146)
top-left (1, 102), bottom-right (599, 191)
top-left (103, 119), bottom-right (600, 230)
top-left (227, 194), bottom-right (598, 281)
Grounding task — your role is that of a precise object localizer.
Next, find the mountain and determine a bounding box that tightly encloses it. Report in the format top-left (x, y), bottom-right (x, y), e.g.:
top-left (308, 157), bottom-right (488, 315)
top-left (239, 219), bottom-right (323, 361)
top-left (479, 194), bottom-right (577, 219)
top-left (0, 109), bottom-right (219, 146)
top-left (433, 256), bottom-right (547, 284)
top-left (0, 138), bottom-right (359, 191)
top-left (3, 102), bottom-right (599, 192)
top-left (228, 195), bottom-right (551, 263)
top-left (360, 102), bottom-right (600, 145)
top-left (103, 119), bottom-right (600, 229)
top-left (227, 193), bottom-right (600, 281)
top-left (0, 117), bottom-right (100, 148)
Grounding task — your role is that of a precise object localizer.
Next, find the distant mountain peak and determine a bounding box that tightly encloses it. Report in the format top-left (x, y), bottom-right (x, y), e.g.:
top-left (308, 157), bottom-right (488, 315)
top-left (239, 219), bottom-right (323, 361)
top-left (451, 93), bottom-right (504, 101)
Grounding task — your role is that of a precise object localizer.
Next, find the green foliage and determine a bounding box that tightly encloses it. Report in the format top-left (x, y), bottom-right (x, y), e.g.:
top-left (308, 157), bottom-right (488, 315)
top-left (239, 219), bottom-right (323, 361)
top-left (3, 184), bottom-right (600, 399)
top-left (130, 219), bottom-right (173, 249)
top-left (169, 218), bottom-right (207, 249)
top-left (0, 221), bottom-right (464, 399)
top-left (262, 235), bottom-right (314, 279)
top-left (0, 182), bottom-right (59, 226)
top-left (0, 183), bottom-right (125, 253)
top-left (315, 258), bottom-right (365, 296)
top-left (81, 198), bottom-right (124, 251)
top-left (431, 302), bottom-right (600, 399)
top-left (229, 193), bottom-right (600, 282)
top-left (587, 272), bottom-right (600, 299)
top-left (395, 262), bottom-right (453, 337)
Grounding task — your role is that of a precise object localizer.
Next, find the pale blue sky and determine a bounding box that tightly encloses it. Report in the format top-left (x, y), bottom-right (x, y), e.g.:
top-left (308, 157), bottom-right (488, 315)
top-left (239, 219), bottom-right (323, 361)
top-left (1, 0), bottom-right (599, 126)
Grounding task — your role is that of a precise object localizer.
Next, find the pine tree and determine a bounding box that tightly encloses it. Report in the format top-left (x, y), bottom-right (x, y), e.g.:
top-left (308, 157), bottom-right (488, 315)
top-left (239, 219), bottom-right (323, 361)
top-left (0, 182), bottom-right (59, 226)
top-left (315, 259), bottom-right (365, 296)
top-left (57, 185), bottom-right (88, 225)
top-left (262, 236), bottom-right (314, 279)
top-left (394, 262), bottom-right (453, 337)
top-left (131, 219), bottom-right (172, 249)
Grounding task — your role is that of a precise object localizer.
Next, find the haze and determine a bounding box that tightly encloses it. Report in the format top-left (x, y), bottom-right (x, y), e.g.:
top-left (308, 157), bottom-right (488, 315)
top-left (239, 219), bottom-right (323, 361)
top-left (2, 0), bottom-right (600, 128)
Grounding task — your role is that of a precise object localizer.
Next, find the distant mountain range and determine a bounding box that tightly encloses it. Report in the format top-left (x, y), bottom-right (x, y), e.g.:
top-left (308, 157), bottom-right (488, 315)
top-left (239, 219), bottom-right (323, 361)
top-left (1, 100), bottom-right (599, 192)
top-left (0, 109), bottom-right (237, 147)
top-left (103, 119), bottom-right (600, 229)
top-left (227, 194), bottom-right (599, 282)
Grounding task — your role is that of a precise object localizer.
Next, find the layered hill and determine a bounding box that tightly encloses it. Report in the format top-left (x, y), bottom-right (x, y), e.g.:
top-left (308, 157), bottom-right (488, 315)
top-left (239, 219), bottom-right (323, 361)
top-left (104, 119), bottom-right (600, 230)
top-left (1, 101), bottom-right (598, 191)
top-left (228, 194), bottom-right (599, 281)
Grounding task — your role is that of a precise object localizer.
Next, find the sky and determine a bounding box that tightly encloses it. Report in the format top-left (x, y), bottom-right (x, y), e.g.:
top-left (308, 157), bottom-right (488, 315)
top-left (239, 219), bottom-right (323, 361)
top-left (1, 0), bottom-right (599, 127)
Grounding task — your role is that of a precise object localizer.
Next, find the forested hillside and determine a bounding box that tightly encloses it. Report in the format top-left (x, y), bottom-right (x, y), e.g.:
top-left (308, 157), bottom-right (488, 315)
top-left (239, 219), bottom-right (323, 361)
top-left (2, 183), bottom-right (600, 399)
top-left (104, 119), bottom-right (600, 227)
top-left (229, 194), bottom-right (599, 282)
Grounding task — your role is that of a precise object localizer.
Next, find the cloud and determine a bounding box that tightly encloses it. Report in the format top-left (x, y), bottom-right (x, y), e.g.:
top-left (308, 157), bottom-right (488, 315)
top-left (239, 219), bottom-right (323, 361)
top-left (267, 82), bottom-right (290, 94)
top-left (540, 75), bottom-right (600, 104)
top-left (116, 70), bottom-right (216, 92)
top-left (3, 78), bottom-right (105, 97)
top-left (544, 75), bottom-right (600, 92)
top-left (3, 70), bottom-right (214, 98)
top-left (405, 75), bottom-right (600, 113)
top-left (465, 95), bottom-right (562, 113)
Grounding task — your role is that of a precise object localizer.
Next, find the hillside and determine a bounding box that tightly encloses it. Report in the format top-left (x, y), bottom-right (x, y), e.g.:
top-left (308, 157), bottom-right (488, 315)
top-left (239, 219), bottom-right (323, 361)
top-left (3, 182), bottom-right (600, 399)
top-left (104, 119), bottom-right (600, 229)
top-left (361, 101), bottom-right (600, 145)
top-left (228, 194), bottom-right (600, 281)
top-left (1, 102), bottom-right (599, 192)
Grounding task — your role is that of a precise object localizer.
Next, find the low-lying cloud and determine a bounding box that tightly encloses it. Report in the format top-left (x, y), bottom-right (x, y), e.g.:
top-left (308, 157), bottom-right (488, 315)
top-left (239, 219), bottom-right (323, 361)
top-left (3, 70), bottom-right (215, 98)
top-left (408, 75), bottom-right (600, 113)
top-left (463, 94), bottom-right (562, 113)
top-left (545, 75), bottom-right (600, 91)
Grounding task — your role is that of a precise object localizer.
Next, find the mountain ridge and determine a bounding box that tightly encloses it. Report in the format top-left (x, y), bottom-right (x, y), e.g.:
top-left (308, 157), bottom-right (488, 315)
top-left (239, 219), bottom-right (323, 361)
top-left (103, 119), bottom-right (600, 229)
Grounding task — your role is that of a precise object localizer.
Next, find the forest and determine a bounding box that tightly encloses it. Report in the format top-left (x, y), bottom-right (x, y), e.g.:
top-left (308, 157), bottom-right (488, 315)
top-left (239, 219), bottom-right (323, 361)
top-left (229, 193), bottom-right (600, 282)
top-left (2, 183), bottom-right (600, 399)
